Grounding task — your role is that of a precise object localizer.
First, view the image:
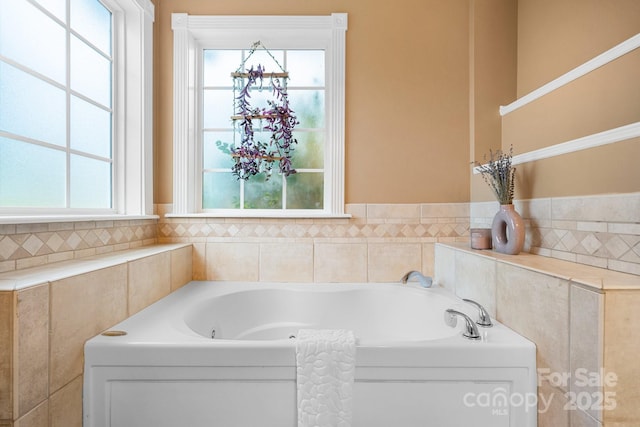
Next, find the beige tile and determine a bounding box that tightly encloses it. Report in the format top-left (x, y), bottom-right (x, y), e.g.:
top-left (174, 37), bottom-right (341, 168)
top-left (366, 204), bottom-right (420, 221)
top-left (259, 242), bottom-right (313, 282)
top-left (16, 284), bottom-right (49, 417)
top-left (454, 251), bottom-right (496, 317)
top-left (538, 381), bottom-right (569, 427)
top-left (570, 409), bottom-right (602, 427)
top-left (603, 290), bottom-right (640, 426)
top-left (421, 203), bottom-right (469, 219)
top-left (434, 243), bottom-right (456, 293)
top-left (205, 242), bottom-right (259, 281)
top-left (314, 243), bottom-right (367, 282)
top-left (49, 375), bottom-right (82, 427)
top-left (170, 246), bottom-right (193, 291)
top-left (569, 284), bottom-right (604, 421)
top-left (551, 193), bottom-right (640, 223)
top-left (14, 400), bottom-right (48, 427)
top-left (0, 292), bottom-right (13, 420)
top-left (496, 263), bottom-right (569, 384)
top-left (128, 252), bottom-right (171, 315)
top-left (191, 242), bottom-right (206, 280)
top-left (421, 243), bottom-right (435, 277)
top-left (50, 265), bottom-right (127, 393)
top-left (367, 243), bottom-right (421, 282)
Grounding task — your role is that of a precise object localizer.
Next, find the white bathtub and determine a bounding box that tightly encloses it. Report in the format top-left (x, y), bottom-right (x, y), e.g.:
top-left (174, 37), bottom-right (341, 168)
top-left (84, 281), bottom-right (537, 427)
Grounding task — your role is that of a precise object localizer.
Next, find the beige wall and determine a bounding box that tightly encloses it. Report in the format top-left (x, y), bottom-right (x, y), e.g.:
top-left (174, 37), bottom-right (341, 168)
top-left (481, 0), bottom-right (640, 201)
top-left (153, 0), bottom-right (485, 204)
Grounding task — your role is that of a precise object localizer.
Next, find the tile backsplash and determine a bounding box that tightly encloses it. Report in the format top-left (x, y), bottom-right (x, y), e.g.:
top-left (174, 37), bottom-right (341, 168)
top-left (157, 203), bottom-right (470, 282)
top-left (0, 220), bottom-right (158, 272)
top-left (471, 192), bottom-right (640, 276)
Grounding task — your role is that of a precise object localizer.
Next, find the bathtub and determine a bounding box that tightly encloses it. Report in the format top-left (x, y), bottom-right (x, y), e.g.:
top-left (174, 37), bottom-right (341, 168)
top-left (84, 281), bottom-right (537, 427)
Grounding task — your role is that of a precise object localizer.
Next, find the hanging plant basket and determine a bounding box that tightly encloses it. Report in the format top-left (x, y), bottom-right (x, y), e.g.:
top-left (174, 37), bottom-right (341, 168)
top-left (222, 42), bottom-right (299, 181)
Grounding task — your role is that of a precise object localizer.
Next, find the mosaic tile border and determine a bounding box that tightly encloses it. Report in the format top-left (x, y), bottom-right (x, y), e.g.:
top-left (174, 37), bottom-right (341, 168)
top-left (0, 220), bottom-right (158, 272)
top-left (471, 193), bottom-right (640, 276)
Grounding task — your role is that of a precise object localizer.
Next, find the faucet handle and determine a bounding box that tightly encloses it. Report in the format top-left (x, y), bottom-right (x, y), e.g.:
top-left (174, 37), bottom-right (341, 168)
top-left (444, 309), bottom-right (481, 340)
top-left (462, 298), bottom-right (493, 327)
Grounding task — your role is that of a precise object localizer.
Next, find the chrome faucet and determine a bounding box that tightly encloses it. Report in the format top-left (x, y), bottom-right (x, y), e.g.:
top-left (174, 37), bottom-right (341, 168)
top-left (444, 309), bottom-right (481, 340)
top-left (462, 298), bottom-right (493, 327)
top-left (400, 270), bottom-right (433, 288)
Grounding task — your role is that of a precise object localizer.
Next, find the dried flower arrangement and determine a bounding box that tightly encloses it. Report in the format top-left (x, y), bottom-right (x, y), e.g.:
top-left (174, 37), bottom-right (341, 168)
top-left (217, 42), bottom-right (299, 181)
top-left (474, 145), bottom-right (516, 205)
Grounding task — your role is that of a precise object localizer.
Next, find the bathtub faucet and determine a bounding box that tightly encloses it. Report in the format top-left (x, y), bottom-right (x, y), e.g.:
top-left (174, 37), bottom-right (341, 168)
top-left (463, 298), bottom-right (493, 327)
top-left (401, 271), bottom-right (433, 288)
top-left (444, 309), bottom-right (481, 340)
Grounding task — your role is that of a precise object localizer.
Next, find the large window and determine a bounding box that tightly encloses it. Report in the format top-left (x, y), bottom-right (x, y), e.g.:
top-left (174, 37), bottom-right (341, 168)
top-left (202, 48), bottom-right (325, 210)
top-left (0, 0), bottom-right (154, 218)
top-left (171, 13), bottom-right (348, 217)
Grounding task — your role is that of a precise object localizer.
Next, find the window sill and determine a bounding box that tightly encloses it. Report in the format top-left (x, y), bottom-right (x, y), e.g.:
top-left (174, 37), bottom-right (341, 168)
top-left (0, 214), bottom-right (159, 225)
top-left (164, 212), bottom-right (352, 220)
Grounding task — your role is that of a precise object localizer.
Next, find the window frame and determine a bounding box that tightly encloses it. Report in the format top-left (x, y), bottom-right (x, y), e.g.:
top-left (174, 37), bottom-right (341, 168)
top-left (170, 13), bottom-right (348, 218)
top-left (0, 0), bottom-right (154, 223)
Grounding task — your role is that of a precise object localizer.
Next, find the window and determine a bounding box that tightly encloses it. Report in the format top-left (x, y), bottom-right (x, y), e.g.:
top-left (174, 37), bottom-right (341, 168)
top-left (171, 13), bottom-right (348, 217)
top-left (0, 0), bottom-right (154, 219)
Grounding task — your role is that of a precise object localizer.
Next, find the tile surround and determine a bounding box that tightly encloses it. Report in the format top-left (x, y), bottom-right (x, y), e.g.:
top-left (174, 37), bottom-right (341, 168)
top-left (158, 203), bottom-right (470, 282)
top-left (471, 192), bottom-right (640, 276)
top-left (436, 243), bottom-right (639, 427)
top-left (0, 244), bottom-right (192, 427)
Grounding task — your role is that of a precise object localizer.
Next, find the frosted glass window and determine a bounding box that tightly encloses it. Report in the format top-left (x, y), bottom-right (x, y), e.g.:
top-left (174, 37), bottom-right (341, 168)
top-left (287, 51), bottom-right (324, 87)
top-left (34, 0), bottom-right (66, 21)
top-left (70, 95), bottom-right (111, 158)
top-left (0, 62), bottom-right (66, 146)
top-left (71, 34), bottom-right (112, 107)
top-left (70, 155), bottom-right (112, 208)
top-left (203, 50), bottom-right (241, 87)
top-left (71, 0), bottom-right (111, 55)
top-left (202, 173), bottom-right (240, 209)
top-left (201, 48), bottom-right (326, 211)
top-left (0, 137), bottom-right (66, 208)
top-left (0, 0), bottom-right (114, 211)
top-left (0, 0), bottom-right (66, 84)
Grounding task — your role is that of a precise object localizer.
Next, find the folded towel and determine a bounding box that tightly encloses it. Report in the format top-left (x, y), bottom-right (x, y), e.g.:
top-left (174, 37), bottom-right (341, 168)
top-left (295, 329), bottom-right (356, 427)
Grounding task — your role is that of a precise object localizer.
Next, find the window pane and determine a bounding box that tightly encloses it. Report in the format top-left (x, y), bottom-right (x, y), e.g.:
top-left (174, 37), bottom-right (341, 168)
top-left (287, 51), bottom-right (324, 87)
top-left (203, 172), bottom-right (240, 209)
top-left (203, 132), bottom-right (235, 169)
top-left (0, 137), bottom-right (66, 207)
top-left (203, 89), bottom-right (234, 129)
top-left (244, 174), bottom-right (282, 209)
top-left (33, 0), bottom-right (66, 21)
top-left (0, 62), bottom-right (66, 146)
top-left (70, 155), bottom-right (111, 208)
top-left (0, 0), bottom-right (66, 83)
top-left (288, 90), bottom-right (324, 128)
top-left (71, 35), bottom-right (111, 107)
top-left (290, 131), bottom-right (324, 169)
top-left (203, 50), bottom-right (241, 87)
top-left (70, 95), bottom-right (111, 158)
top-left (241, 49), bottom-right (284, 73)
top-left (287, 172), bottom-right (323, 209)
top-left (71, 0), bottom-right (111, 55)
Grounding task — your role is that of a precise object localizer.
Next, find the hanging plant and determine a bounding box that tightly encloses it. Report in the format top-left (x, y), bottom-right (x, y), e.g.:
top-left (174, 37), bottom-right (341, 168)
top-left (220, 43), bottom-right (299, 181)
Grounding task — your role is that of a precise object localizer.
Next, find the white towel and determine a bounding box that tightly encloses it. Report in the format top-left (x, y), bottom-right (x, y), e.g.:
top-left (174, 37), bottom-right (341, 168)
top-left (295, 329), bottom-right (356, 427)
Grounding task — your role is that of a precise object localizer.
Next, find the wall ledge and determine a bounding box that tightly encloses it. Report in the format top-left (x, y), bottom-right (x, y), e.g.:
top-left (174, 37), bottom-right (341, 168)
top-left (436, 242), bottom-right (639, 290)
top-left (0, 243), bottom-right (191, 292)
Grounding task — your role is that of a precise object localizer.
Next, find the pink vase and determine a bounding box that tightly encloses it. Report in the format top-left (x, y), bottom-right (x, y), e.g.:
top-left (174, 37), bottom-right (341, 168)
top-left (491, 204), bottom-right (524, 255)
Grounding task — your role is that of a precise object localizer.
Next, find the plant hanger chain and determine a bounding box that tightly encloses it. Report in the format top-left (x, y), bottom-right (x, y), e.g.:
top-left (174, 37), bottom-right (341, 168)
top-left (235, 40), bottom-right (287, 75)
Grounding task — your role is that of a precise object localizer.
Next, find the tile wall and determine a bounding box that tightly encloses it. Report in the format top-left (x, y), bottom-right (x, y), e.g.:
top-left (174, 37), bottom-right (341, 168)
top-left (157, 203), bottom-right (470, 282)
top-left (0, 244), bottom-right (193, 427)
top-left (0, 220), bottom-right (158, 273)
top-left (471, 192), bottom-right (640, 276)
top-left (435, 242), bottom-right (640, 427)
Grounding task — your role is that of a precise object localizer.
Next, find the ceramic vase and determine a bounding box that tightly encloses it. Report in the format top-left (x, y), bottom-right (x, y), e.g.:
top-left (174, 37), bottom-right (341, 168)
top-left (491, 204), bottom-right (524, 255)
